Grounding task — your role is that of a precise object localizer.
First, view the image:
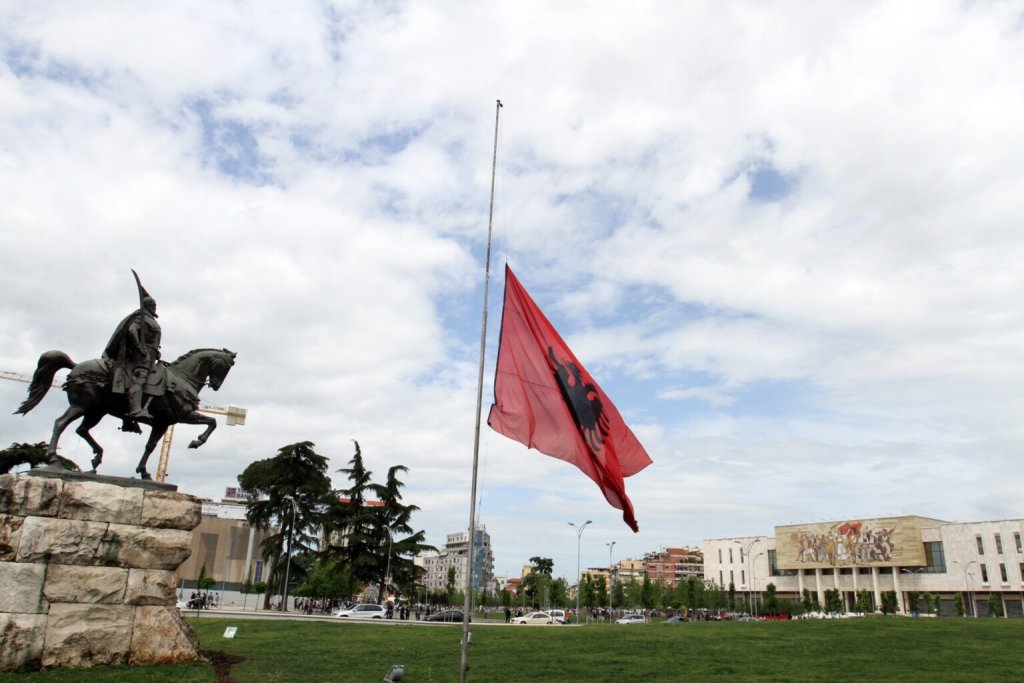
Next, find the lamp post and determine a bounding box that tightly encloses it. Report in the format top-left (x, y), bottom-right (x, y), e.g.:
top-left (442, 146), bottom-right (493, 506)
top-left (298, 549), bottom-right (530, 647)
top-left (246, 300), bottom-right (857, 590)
top-left (734, 539), bottom-right (761, 615)
top-left (952, 559), bottom-right (978, 617)
top-left (280, 495), bottom-right (297, 612)
top-left (751, 552), bottom-right (765, 616)
top-left (606, 541), bottom-right (616, 617)
top-left (569, 521), bottom-right (592, 625)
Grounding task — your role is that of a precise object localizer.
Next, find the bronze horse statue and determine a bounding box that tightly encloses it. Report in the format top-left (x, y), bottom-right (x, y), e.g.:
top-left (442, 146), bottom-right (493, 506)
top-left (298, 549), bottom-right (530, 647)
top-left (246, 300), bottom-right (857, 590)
top-left (15, 347), bottom-right (237, 479)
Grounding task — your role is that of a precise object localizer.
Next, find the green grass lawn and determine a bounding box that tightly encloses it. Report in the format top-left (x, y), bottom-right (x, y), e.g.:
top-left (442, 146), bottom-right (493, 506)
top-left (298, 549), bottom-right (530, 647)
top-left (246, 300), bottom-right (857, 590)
top-left (5, 617), bottom-right (1022, 682)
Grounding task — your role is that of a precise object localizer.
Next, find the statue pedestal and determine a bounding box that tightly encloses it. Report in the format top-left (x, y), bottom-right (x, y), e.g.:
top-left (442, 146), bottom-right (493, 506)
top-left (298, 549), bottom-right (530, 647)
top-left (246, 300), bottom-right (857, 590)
top-left (0, 473), bottom-right (203, 672)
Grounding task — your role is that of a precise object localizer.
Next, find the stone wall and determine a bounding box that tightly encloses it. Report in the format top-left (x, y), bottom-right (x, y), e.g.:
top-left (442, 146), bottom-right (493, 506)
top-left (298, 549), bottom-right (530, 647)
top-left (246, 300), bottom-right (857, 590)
top-left (0, 473), bottom-right (203, 672)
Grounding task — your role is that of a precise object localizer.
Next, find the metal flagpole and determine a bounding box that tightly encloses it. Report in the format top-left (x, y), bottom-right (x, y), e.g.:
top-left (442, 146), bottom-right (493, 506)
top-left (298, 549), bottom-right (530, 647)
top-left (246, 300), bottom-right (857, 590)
top-left (460, 99), bottom-right (502, 683)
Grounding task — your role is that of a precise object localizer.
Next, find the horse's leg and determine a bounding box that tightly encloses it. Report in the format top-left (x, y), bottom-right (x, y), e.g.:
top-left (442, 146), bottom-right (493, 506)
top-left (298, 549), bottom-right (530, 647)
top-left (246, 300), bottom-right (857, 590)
top-left (179, 411), bottom-right (217, 449)
top-left (135, 424), bottom-right (169, 480)
top-left (74, 411), bottom-right (106, 472)
top-left (47, 405), bottom-right (86, 465)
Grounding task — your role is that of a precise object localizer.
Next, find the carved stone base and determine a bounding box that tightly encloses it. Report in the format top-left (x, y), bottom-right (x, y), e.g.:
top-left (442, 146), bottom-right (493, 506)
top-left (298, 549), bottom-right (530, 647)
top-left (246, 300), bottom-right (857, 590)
top-left (0, 473), bottom-right (202, 672)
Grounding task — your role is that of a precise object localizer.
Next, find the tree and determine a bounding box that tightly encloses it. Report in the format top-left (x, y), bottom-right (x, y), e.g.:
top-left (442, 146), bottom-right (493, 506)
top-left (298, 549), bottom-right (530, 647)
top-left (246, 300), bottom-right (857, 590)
top-left (612, 580), bottom-right (626, 609)
top-left (595, 575), bottom-right (608, 607)
top-left (370, 464), bottom-right (434, 603)
top-left (880, 590), bottom-right (899, 615)
top-left (197, 564), bottom-right (216, 592)
top-left (727, 581), bottom-right (736, 611)
top-left (446, 566), bottom-right (457, 604)
top-left (825, 589), bottom-right (843, 614)
top-left (549, 577), bottom-right (568, 608)
top-left (581, 575), bottom-right (597, 612)
top-left (954, 592), bottom-right (965, 617)
top-left (238, 441), bottom-right (332, 609)
top-left (321, 442), bottom-right (433, 603)
top-left (0, 442), bottom-right (80, 474)
top-left (854, 589), bottom-right (875, 614)
top-left (521, 557), bottom-right (554, 606)
top-left (623, 577), bottom-right (642, 608)
top-left (763, 583), bottom-right (780, 616)
top-left (641, 575), bottom-right (656, 610)
top-left (987, 594), bottom-right (1003, 617)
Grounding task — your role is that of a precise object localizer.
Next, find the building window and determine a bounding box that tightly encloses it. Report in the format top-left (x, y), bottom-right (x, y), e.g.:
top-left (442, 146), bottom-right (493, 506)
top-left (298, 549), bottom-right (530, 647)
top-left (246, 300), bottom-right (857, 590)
top-left (924, 541), bottom-right (946, 573)
top-left (741, 570), bottom-right (746, 585)
top-left (995, 534), bottom-right (1003, 554)
top-left (718, 548), bottom-right (722, 563)
top-left (999, 563), bottom-right (1008, 583)
top-left (719, 571), bottom-right (723, 586)
top-left (768, 549), bottom-right (778, 576)
top-left (254, 560), bottom-right (264, 583)
top-left (729, 570), bottom-right (734, 586)
top-left (976, 535), bottom-right (984, 555)
top-left (739, 548), bottom-right (745, 563)
top-left (1015, 532), bottom-right (1023, 554)
top-left (980, 564), bottom-right (988, 583)
top-left (729, 548), bottom-right (734, 563)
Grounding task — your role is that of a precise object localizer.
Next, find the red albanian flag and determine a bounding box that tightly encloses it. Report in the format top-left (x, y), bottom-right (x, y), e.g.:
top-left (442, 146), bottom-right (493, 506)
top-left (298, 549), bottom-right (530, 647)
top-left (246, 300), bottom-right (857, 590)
top-left (487, 265), bottom-right (653, 532)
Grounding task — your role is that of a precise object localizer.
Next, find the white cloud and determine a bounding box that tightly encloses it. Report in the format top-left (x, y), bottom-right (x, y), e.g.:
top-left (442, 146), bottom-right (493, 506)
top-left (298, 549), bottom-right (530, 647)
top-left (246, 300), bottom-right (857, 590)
top-left (1, 0), bottom-right (1022, 578)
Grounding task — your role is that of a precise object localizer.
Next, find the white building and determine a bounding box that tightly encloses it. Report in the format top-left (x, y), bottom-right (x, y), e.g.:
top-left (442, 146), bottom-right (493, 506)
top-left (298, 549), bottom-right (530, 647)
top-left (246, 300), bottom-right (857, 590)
top-left (703, 515), bottom-right (1024, 617)
top-left (421, 525), bottom-right (494, 594)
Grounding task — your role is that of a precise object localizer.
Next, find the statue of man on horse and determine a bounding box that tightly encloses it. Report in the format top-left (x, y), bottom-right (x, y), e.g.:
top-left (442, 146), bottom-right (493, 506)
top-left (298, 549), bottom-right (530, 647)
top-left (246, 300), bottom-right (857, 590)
top-left (14, 271), bottom-right (237, 480)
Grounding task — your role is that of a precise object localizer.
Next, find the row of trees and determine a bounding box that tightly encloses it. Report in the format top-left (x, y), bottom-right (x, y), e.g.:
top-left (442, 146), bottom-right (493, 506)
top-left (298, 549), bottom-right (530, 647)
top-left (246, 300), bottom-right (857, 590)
top-left (237, 440), bottom-right (434, 608)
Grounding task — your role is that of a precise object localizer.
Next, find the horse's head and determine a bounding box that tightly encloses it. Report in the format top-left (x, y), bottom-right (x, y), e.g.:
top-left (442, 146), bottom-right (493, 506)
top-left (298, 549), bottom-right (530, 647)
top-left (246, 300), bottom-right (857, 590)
top-left (170, 348), bottom-right (237, 392)
top-left (207, 349), bottom-right (237, 391)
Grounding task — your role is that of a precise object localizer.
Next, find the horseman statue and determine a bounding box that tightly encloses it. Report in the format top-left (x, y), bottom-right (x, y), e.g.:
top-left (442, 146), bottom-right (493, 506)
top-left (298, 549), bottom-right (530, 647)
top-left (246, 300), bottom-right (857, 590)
top-left (15, 270), bottom-right (237, 480)
top-left (104, 270), bottom-right (163, 427)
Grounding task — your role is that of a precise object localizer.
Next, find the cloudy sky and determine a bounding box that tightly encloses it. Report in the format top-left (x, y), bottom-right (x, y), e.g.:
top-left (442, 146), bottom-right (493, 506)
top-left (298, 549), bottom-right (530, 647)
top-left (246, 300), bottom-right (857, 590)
top-left (2, 1), bottom-right (1022, 582)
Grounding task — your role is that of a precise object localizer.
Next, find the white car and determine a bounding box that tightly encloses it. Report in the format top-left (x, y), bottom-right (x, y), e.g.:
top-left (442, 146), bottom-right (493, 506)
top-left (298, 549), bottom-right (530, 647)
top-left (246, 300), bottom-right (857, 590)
top-left (615, 613), bottom-right (646, 624)
top-left (512, 611), bottom-right (558, 625)
top-left (333, 603), bottom-right (386, 619)
top-left (547, 609), bottom-right (568, 624)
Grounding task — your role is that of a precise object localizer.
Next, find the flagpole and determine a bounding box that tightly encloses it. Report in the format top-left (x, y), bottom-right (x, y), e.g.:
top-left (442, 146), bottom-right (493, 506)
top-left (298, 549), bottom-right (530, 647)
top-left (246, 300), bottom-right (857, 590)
top-left (460, 99), bottom-right (502, 682)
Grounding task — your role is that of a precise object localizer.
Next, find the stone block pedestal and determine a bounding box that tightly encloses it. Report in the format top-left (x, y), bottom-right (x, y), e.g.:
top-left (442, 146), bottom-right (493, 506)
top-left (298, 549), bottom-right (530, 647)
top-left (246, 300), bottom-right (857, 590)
top-left (0, 472), bottom-right (203, 671)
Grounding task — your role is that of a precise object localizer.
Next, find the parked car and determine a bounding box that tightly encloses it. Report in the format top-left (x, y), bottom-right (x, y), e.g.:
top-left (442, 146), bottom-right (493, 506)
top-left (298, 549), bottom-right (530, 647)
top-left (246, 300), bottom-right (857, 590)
top-left (662, 615), bottom-right (690, 623)
top-left (547, 609), bottom-right (568, 624)
top-left (512, 611), bottom-right (558, 625)
top-left (615, 613), bottom-right (646, 624)
top-left (333, 603), bottom-right (386, 619)
top-left (425, 609), bottom-right (469, 623)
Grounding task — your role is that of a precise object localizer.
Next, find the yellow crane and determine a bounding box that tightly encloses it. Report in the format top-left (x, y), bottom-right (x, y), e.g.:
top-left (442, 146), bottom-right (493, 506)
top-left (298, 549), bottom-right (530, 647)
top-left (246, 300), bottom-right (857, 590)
top-left (2, 369), bottom-right (246, 482)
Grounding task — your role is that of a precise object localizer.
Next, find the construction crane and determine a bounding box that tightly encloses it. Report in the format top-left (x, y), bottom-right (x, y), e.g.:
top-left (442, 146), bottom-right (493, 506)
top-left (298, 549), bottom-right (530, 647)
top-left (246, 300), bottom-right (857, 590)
top-left (2, 369), bottom-right (246, 482)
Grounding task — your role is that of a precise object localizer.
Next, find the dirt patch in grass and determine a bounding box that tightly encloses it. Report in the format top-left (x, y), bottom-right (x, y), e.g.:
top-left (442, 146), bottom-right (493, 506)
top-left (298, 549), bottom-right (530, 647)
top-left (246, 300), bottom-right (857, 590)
top-left (200, 650), bottom-right (247, 683)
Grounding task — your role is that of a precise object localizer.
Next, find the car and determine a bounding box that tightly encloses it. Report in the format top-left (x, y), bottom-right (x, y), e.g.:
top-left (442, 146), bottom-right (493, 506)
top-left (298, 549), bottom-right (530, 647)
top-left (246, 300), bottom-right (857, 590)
top-left (547, 609), bottom-right (568, 624)
top-left (662, 615), bottom-right (690, 623)
top-left (425, 609), bottom-right (469, 623)
top-left (615, 613), bottom-right (646, 624)
top-left (512, 611), bottom-right (558, 625)
top-left (333, 603), bottom-right (386, 619)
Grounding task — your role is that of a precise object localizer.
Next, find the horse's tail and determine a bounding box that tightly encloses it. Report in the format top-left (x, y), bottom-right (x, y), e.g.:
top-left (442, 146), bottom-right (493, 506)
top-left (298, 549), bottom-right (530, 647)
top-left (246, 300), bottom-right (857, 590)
top-left (14, 350), bottom-right (75, 415)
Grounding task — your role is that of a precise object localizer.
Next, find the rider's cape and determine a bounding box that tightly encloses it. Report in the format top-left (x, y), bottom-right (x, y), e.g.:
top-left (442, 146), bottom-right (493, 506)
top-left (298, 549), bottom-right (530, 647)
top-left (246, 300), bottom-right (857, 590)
top-left (103, 309), bottom-right (164, 396)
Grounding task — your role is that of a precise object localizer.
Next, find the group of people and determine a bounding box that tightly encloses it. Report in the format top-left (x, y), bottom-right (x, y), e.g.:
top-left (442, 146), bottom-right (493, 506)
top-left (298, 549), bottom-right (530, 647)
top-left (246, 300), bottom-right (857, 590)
top-left (186, 592), bottom-right (218, 609)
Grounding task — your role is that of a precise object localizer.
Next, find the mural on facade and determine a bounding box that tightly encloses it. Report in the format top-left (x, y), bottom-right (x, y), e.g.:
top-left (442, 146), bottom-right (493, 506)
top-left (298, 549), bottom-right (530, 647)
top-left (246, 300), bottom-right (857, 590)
top-left (775, 516), bottom-right (930, 569)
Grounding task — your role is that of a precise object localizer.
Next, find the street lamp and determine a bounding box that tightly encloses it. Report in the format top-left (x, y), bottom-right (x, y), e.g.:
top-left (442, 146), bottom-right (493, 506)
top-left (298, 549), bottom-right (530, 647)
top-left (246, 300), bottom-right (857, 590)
top-left (953, 559), bottom-right (978, 618)
top-left (734, 539), bottom-right (761, 615)
top-left (751, 552), bottom-right (765, 616)
top-left (280, 494), bottom-right (297, 612)
top-left (569, 521), bottom-right (592, 625)
top-left (606, 541), bottom-right (616, 617)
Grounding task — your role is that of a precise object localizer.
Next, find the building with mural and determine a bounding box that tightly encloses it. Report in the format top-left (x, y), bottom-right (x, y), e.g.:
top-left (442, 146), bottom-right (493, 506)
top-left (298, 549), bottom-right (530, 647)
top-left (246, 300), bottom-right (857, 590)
top-left (703, 515), bottom-right (1024, 617)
